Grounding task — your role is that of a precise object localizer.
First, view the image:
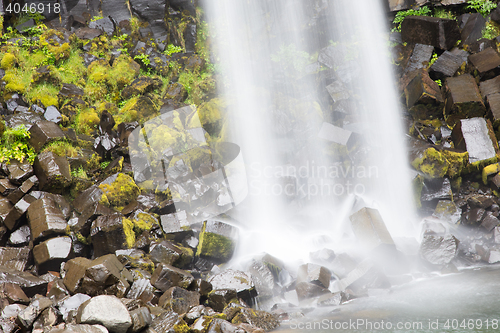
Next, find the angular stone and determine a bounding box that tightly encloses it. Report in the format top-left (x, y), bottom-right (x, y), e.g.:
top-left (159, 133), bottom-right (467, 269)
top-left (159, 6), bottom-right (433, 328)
top-left (420, 234), bottom-right (459, 266)
top-left (0, 197), bottom-right (13, 224)
top-left (149, 240), bottom-right (183, 266)
top-left (349, 207), bottom-right (394, 250)
top-left (405, 69), bottom-right (444, 119)
top-left (452, 117), bottom-right (498, 163)
top-left (75, 27), bottom-right (102, 40)
top-left (158, 286), bottom-right (200, 314)
top-left (28, 121), bottom-right (65, 153)
top-left (444, 75), bottom-right (486, 124)
top-left (148, 311), bottom-right (182, 333)
top-left (207, 289), bottom-right (237, 312)
top-left (196, 220), bottom-right (237, 262)
top-left (88, 17), bottom-right (116, 36)
top-left (231, 308), bottom-right (279, 331)
top-left (461, 13), bottom-right (486, 46)
top-left (33, 151), bottom-right (72, 192)
top-left (33, 236), bottom-right (73, 272)
top-left (469, 47), bottom-right (500, 73)
top-left (17, 297), bottom-right (53, 329)
top-left (480, 75), bottom-right (500, 99)
top-left (32, 306), bottom-right (58, 330)
top-left (6, 161), bottom-right (33, 185)
top-left (160, 211), bottom-right (193, 240)
top-left (188, 279), bottom-right (212, 298)
top-left (57, 293), bottom-right (91, 322)
top-left (429, 51), bottom-right (465, 81)
top-left (44, 106), bottom-right (62, 124)
top-left (90, 214), bottom-right (127, 257)
top-left (59, 83), bottom-right (84, 100)
top-left (129, 307), bottom-right (152, 333)
top-left (151, 263), bottom-right (194, 292)
top-left (208, 270), bottom-right (256, 300)
top-left (433, 200), bottom-right (461, 224)
top-left (247, 260), bottom-right (276, 299)
top-left (126, 278), bottom-right (155, 303)
top-left (7, 175), bottom-right (37, 204)
top-left (4, 196), bottom-right (33, 230)
top-left (0, 179), bottom-right (17, 196)
top-left (80, 254), bottom-right (130, 297)
top-left (297, 263), bottom-right (331, 289)
top-left (121, 76), bottom-right (163, 100)
top-left (481, 211), bottom-right (499, 232)
top-left (403, 43), bottom-right (434, 75)
top-left (317, 122), bottom-right (358, 149)
top-left (77, 295), bottom-right (132, 333)
top-left (27, 197), bottom-right (67, 242)
top-left (0, 247), bottom-right (30, 271)
top-left (295, 281), bottom-right (329, 301)
top-left (0, 283), bottom-right (29, 303)
top-left (336, 260), bottom-right (390, 293)
top-left (401, 16), bottom-right (460, 50)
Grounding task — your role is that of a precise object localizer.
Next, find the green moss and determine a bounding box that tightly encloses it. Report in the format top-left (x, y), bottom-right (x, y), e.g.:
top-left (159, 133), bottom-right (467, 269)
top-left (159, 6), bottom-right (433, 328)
top-left (1, 53), bottom-right (16, 69)
top-left (98, 173), bottom-right (140, 208)
top-left (483, 163), bottom-right (500, 184)
top-left (42, 140), bottom-right (80, 158)
top-left (27, 82), bottom-right (60, 107)
top-left (412, 148), bottom-right (448, 178)
top-left (108, 54), bottom-right (140, 89)
top-left (196, 221), bottom-right (235, 261)
top-left (74, 108), bottom-right (100, 135)
top-left (173, 322), bottom-right (190, 333)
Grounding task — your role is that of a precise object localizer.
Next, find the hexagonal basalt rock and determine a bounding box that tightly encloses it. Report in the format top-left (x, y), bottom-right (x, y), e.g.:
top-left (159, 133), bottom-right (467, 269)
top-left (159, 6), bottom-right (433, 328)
top-left (28, 121), bottom-right (65, 152)
top-left (27, 197), bottom-right (67, 242)
top-left (33, 236), bottom-right (73, 272)
top-left (150, 263), bottom-right (194, 292)
top-left (90, 214), bottom-right (127, 257)
top-left (158, 286), bottom-right (200, 314)
top-left (33, 151), bottom-right (72, 193)
top-left (196, 220), bottom-right (237, 262)
top-left (208, 270), bottom-right (257, 301)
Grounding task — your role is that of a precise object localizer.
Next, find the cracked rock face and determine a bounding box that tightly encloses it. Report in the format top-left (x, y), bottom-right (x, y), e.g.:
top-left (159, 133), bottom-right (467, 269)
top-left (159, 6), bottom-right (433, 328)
top-left (76, 295), bottom-right (132, 333)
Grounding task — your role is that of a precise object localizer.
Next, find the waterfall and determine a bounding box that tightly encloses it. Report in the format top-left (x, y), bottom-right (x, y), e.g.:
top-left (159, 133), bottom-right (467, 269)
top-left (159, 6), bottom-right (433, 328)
top-left (204, 0), bottom-right (417, 265)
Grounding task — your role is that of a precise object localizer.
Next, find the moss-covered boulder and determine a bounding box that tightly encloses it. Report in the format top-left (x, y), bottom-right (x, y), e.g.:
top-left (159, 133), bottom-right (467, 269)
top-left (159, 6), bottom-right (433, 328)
top-left (231, 308), bottom-right (280, 331)
top-left (98, 173), bottom-right (140, 210)
top-left (121, 76), bottom-right (163, 99)
top-left (196, 221), bottom-right (236, 263)
top-left (411, 147), bottom-right (468, 179)
top-left (33, 151), bottom-right (72, 193)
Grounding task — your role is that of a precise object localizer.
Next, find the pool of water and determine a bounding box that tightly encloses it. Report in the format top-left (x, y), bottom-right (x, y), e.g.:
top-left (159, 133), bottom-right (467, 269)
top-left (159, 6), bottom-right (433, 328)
top-left (278, 265), bottom-right (500, 333)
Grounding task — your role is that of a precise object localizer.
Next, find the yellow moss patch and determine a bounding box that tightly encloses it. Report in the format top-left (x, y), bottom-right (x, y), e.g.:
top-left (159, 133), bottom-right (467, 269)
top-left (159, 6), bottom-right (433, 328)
top-left (1, 53), bottom-right (16, 69)
top-left (75, 108), bottom-right (100, 135)
top-left (412, 148), bottom-right (448, 178)
top-left (482, 163), bottom-right (500, 184)
top-left (98, 173), bottom-right (140, 208)
top-left (42, 141), bottom-right (80, 158)
top-left (196, 98), bottom-right (224, 128)
top-left (122, 212), bottom-right (158, 248)
top-left (108, 54), bottom-right (140, 89)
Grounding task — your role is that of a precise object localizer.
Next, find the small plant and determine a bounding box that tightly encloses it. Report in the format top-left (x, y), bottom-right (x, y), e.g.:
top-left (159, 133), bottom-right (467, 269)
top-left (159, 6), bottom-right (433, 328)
top-left (392, 6), bottom-right (432, 32)
top-left (71, 166), bottom-right (88, 179)
top-left (90, 15), bottom-right (104, 22)
top-left (434, 79), bottom-right (442, 87)
top-left (433, 8), bottom-right (456, 20)
top-left (0, 124), bottom-right (36, 164)
top-left (481, 21), bottom-right (500, 39)
top-left (467, 0), bottom-right (497, 17)
top-left (429, 53), bottom-right (439, 67)
top-left (134, 53), bottom-right (150, 66)
top-left (100, 161), bottom-right (111, 169)
top-left (165, 44), bottom-right (183, 57)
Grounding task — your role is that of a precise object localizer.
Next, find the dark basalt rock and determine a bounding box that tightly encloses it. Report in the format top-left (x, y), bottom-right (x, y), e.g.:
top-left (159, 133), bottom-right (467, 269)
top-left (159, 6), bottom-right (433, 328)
top-left (129, 307), bottom-right (153, 333)
top-left (151, 263), bottom-right (194, 292)
top-left (0, 247), bottom-right (30, 271)
top-left (0, 267), bottom-right (48, 297)
top-left (90, 214), bottom-right (127, 257)
top-left (0, 198), bottom-right (13, 225)
top-left (420, 234), bottom-right (459, 266)
top-left (75, 28), bottom-right (103, 40)
top-left (401, 16), bottom-right (460, 50)
top-left (33, 237), bottom-right (74, 273)
top-left (121, 76), bottom-right (163, 99)
top-left (126, 278), bottom-right (155, 303)
top-left (429, 51), bottom-right (465, 81)
top-left (88, 16), bottom-right (116, 36)
top-left (148, 310), bottom-right (182, 333)
top-left (231, 308), bottom-right (280, 331)
top-left (297, 263), bottom-right (332, 289)
top-left (149, 240), bottom-right (183, 266)
top-left (76, 295), bottom-right (132, 332)
top-left (207, 289), bottom-right (237, 312)
top-left (27, 197), bottom-right (67, 243)
top-left (208, 270), bottom-right (257, 301)
top-left (94, 132), bottom-right (118, 159)
top-left (403, 43), bottom-right (434, 76)
top-left (461, 13), bottom-right (486, 47)
top-left (197, 220), bottom-right (237, 262)
top-left (8, 225), bottom-right (31, 246)
top-left (336, 260), bottom-right (391, 294)
top-left (0, 282), bottom-right (29, 304)
top-left (4, 196), bottom-right (35, 230)
top-left (33, 151), bottom-right (72, 192)
top-left (6, 160), bottom-right (34, 185)
top-left (17, 296), bottom-right (53, 330)
top-left (163, 82), bottom-right (187, 102)
top-left (43, 106), bottom-right (62, 124)
top-left (295, 281), bottom-right (330, 301)
top-left (59, 83), bottom-right (84, 100)
top-left (0, 178), bottom-right (17, 196)
top-left (452, 117), bottom-right (498, 163)
top-left (158, 286), bottom-right (200, 314)
top-left (468, 47), bottom-right (500, 76)
top-left (405, 69), bottom-right (444, 119)
top-left (444, 74), bottom-right (486, 125)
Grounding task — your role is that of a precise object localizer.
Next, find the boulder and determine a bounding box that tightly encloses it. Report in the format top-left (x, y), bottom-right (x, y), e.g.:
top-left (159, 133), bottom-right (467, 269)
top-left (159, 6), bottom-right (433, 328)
top-left (44, 106), bottom-right (62, 124)
top-left (231, 308), bottom-right (280, 331)
top-left (196, 220), bottom-right (237, 262)
top-left (296, 263), bottom-right (331, 289)
top-left (349, 207), bottom-right (394, 250)
top-left (27, 197), bottom-right (67, 242)
top-left (444, 74), bottom-right (486, 125)
top-left (461, 13), bottom-right (486, 47)
top-left (7, 175), bottom-right (37, 204)
top-left (33, 236), bottom-right (73, 272)
top-left (129, 307), bottom-right (152, 333)
top-left (452, 117), bottom-right (498, 163)
top-left (401, 16), bottom-right (460, 50)
top-left (208, 270), bottom-right (257, 300)
top-left (4, 196), bottom-right (34, 230)
top-left (8, 225), bottom-right (30, 246)
top-left (207, 289), bottom-right (237, 312)
top-left (76, 295), bottom-right (132, 333)
top-left (404, 69), bottom-right (444, 119)
top-left (88, 17), bottom-right (116, 36)
top-left (158, 286), bottom-right (200, 314)
top-left (150, 263), bottom-right (194, 292)
top-left (33, 151), bottom-right (72, 192)
top-left (0, 247), bottom-right (30, 271)
top-left (429, 51), bottom-right (465, 81)
top-left (6, 161), bottom-right (33, 185)
top-left (121, 76), bottom-right (163, 100)
top-left (420, 234), bottom-right (459, 266)
top-left (17, 296), bottom-right (53, 329)
top-left (57, 293), bottom-right (91, 322)
top-left (28, 121), bottom-right (65, 152)
top-left (469, 47), bottom-right (500, 75)
top-left (403, 43), bottom-right (434, 75)
top-left (148, 310), bottom-right (182, 333)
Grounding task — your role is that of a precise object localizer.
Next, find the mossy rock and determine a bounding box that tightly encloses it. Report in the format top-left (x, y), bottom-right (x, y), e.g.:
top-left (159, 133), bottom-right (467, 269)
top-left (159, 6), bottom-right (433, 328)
top-left (122, 210), bottom-right (158, 248)
top-left (1, 53), bottom-right (17, 70)
top-left (98, 173), bottom-right (140, 209)
top-left (195, 98), bottom-right (225, 135)
top-left (121, 76), bottom-right (163, 99)
top-left (196, 221), bottom-right (235, 262)
top-left (117, 96), bottom-right (159, 123)
top-left (411, 147), bottom-right (463, 179)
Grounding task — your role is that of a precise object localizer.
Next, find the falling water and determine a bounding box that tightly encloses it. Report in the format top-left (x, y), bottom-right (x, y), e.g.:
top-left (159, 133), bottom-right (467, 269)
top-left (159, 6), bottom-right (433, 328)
top-left (204, 0), bottom-right (416, 265)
